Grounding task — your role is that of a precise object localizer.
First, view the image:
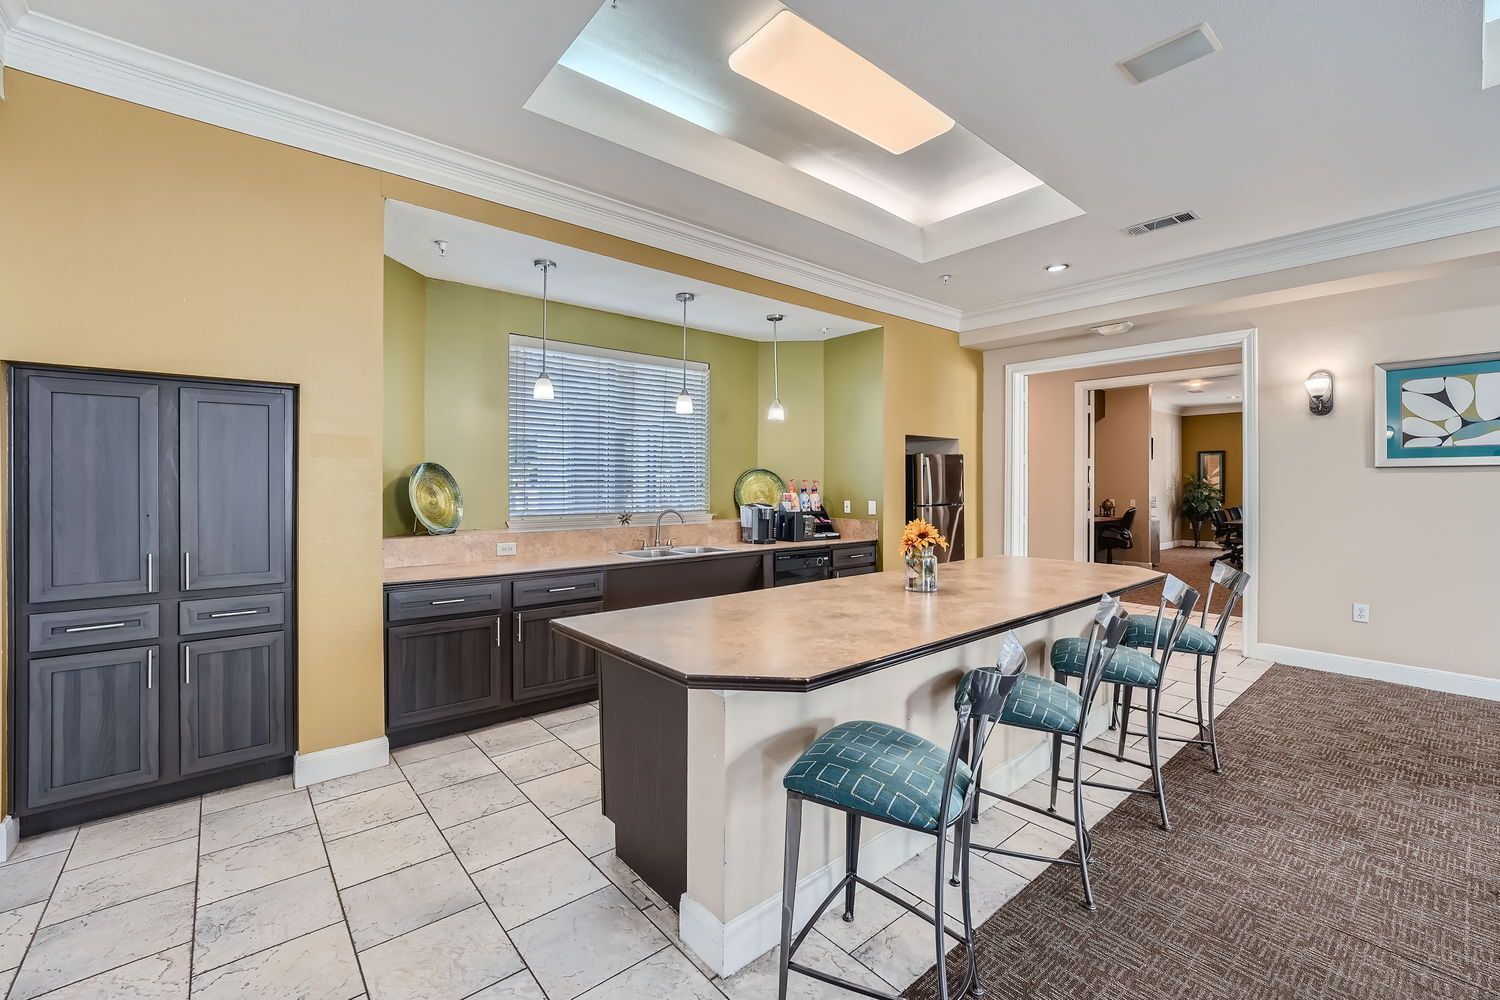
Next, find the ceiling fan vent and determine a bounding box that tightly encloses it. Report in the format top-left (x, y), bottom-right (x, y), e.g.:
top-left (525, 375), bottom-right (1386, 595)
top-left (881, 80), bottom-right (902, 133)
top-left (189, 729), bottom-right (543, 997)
top-left (1123, 211), bottom-right (1199, 237)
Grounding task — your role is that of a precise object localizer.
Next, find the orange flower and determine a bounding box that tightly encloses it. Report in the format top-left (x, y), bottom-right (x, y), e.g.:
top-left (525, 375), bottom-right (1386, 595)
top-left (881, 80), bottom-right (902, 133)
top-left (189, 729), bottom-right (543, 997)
top-left (900, 518), bottom-right (949, 557)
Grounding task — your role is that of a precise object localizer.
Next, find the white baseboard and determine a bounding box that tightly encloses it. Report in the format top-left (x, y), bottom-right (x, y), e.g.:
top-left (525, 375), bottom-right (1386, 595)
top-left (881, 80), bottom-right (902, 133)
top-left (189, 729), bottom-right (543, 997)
top-left (292, 736), bottom-right (391, 788)
top-left (1, 815), bottom-right (18, 863)
top-left (1259, 644), bottom-right (1500, 702)
top-left (680, 708), bottom-right (1112, 978)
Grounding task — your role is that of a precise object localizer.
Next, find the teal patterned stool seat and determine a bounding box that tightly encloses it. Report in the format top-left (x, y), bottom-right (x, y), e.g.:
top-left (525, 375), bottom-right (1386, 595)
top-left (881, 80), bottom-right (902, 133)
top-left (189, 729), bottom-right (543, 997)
top-left (783, 721), bottom-right (970, 831)
top-left (1051, 636), bottom-right (1164, 687)
top-left (1122, 614), bottom-right (1217, 655)
top-left (995, 673), bottom-right (1083, 734)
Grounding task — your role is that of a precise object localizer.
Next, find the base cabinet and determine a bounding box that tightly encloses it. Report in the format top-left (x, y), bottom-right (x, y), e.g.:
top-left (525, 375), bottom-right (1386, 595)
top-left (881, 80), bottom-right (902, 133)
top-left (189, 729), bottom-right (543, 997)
top-left (27, 646), bottom-right (161, 810)
top-left (513, 602), bottom-right (602, 703)
top-left (181, 631), bottom-right (289, 774)
top-left (388, 614), bottom-right (507, 729)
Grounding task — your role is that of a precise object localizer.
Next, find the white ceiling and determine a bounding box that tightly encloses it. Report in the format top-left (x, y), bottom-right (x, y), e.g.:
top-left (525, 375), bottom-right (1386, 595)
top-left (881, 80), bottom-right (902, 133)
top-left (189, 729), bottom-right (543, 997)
top-left (1150, 372), bottom-right (1243, 410)
top-left (7, 0), bottom-right (1500, 336)
top-left (385, 200), bottom-right (877, 342)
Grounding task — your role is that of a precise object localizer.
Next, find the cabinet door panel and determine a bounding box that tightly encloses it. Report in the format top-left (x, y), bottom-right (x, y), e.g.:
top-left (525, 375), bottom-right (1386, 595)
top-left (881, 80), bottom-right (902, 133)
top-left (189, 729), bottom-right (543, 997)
top-left (513, 602), bottom-right (601, 703)
top-left (180, 386), bottom-right (290, 591)
top-left (27, 375), bottom-right (159, 604)
top-left (387, 616), bottom-right (506, 730)
top-left (181, 632), bottom-right (289, 774)
top-left (27, 646), bottom-right (160, 809)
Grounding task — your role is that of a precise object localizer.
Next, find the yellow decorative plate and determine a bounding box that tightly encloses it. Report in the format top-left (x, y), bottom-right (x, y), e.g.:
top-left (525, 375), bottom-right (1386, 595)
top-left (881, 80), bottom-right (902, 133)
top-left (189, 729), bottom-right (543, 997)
top-left (409, 462), bottom-right (464, 534)
top-left (733, 468), bottom-right (785, 508)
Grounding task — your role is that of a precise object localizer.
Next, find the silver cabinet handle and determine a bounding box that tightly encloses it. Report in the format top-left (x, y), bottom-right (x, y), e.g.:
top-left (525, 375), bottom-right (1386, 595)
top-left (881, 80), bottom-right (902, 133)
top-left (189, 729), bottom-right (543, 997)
top-left (184, 644), bottom-right (191, 685)
top-left (208, 609), bottom-right (260, 619)
top-left (147, 553), bottom-right (154, 592)
top-left (547, 586), bottom-right (578, 593)
top-left (430, 598), bottom-right (466, 606)
top-left (184, 551), bottom-right (191, 591)
top-left (147, 648), bottom-right (155, 690)
top-left (496, 617), bottom-right (504, 648)
top-left (64, 621), bottom-right (128, 633)
top-left (515, 614), bottom-right (523, 643)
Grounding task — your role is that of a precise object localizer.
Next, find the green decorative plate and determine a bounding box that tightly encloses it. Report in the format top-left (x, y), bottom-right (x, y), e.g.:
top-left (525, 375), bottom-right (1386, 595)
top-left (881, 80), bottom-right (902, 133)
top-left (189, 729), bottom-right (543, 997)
top-left (733, 468), bottom-right (785, 508)
top-left (409, 462), bottom-right (464, 535)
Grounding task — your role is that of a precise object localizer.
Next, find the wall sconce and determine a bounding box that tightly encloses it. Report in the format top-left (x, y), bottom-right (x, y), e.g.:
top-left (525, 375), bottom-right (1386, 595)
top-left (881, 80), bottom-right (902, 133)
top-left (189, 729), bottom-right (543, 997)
top-left (1304, 369), bottom-right (1334, 415)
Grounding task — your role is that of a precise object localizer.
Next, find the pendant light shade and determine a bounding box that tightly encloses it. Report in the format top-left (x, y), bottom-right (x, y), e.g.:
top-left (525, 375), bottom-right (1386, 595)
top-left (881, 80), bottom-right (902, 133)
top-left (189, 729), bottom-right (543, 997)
top-left (766, 312), bottom-right (786, 421)
top-left (675, 291), bottom-right (695, 415)
top-left (533, 259), bottom-right (557, 401)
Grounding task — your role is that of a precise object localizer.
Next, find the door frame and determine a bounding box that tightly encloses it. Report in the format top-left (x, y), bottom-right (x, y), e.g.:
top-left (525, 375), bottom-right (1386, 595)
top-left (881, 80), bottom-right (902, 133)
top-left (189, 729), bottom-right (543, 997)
top-left (1003, 328), bottom-right (1260, 654)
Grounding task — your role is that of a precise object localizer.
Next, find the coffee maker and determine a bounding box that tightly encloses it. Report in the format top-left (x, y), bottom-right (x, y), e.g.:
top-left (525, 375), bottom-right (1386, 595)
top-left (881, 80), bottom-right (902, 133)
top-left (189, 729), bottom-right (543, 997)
top-left (739, 504), bottom-right (775, 544)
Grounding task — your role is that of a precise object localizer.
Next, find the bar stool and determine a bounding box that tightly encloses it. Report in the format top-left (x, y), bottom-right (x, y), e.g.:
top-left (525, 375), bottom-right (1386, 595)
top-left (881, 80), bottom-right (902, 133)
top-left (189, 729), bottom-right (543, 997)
top-left (776, 642), bottom-right (1027, 1000)
top-left (950, 597), bottom-right (1130, 912)
top-left (1119, 562), bottom-right (1249, 772)
top-left (1057, 576), bottom-right (1198, 832)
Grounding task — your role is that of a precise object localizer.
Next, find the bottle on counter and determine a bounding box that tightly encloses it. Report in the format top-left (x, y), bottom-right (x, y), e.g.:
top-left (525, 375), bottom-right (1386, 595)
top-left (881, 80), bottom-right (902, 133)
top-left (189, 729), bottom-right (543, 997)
top-left (783, 480), bottom-right (800, 511)
top-left (808, 480), bottom-right (822, 511)
top-left (798, 481), bottom-right (812, 511)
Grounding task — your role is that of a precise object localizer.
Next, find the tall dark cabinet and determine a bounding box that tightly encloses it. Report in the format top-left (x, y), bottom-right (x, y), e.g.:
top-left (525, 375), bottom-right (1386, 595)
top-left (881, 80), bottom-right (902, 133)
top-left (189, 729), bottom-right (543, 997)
top-left (9, 365), bottom-right (296, 832)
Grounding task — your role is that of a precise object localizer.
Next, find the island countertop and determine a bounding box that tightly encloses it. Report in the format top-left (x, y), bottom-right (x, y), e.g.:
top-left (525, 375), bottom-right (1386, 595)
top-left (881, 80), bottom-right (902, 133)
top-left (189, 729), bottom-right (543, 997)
top-left (553, 554), bottom-right (1161, 691)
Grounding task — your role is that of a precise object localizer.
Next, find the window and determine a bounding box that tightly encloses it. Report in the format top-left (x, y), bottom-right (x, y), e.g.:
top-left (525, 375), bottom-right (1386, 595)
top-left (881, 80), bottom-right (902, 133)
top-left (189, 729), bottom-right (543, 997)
top-left (508, 336), bottom-right (710, 527)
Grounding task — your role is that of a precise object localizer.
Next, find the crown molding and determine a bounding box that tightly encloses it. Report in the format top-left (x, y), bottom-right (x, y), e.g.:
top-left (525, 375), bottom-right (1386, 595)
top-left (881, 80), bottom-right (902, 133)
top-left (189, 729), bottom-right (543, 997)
top-left (961, 183), bottom-right (1500, 332)
top-left (0, 0), bottom-right (28, 95)
top-left (2, 10), bottom-right (961, 331)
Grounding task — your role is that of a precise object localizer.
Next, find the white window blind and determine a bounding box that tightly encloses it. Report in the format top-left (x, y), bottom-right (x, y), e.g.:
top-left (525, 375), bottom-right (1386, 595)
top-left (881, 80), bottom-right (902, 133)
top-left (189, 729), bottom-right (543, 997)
top-left (508, 336), bottom-right (710, 525)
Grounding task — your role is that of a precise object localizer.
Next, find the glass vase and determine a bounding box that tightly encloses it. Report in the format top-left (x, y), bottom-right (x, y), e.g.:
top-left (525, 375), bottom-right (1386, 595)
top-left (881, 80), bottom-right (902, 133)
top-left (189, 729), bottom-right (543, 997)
top-left (905, 548), bottom-right (939, 592)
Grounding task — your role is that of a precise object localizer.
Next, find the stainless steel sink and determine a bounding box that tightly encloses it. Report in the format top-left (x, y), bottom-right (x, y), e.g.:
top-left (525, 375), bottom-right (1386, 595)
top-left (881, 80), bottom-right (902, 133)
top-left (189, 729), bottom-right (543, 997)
top-left (668, 546), bottom-right (734, 555)
top-left (617, 547), bottom-right (683, 559)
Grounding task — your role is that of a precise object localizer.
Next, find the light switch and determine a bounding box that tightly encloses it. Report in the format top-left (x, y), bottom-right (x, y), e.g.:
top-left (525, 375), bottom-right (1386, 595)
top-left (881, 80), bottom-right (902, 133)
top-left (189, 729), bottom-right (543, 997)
top-left (867, 500), bottom-right (878, 516)
top-left (843, 500), bottom-right (851, 514)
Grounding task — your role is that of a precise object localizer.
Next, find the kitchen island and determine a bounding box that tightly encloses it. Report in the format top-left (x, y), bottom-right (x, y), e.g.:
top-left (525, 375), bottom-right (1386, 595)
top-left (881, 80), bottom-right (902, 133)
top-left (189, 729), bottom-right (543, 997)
top-left (553, 554), bottom-right (1160, 976)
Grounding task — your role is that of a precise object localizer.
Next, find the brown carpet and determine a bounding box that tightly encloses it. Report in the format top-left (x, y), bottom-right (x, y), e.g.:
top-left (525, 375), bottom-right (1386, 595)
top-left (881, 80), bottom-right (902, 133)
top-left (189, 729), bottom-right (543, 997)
top-left (904, 665), bottom-right (1500, 1000)
top-left (1120, 543), bottom-right (1240, 617)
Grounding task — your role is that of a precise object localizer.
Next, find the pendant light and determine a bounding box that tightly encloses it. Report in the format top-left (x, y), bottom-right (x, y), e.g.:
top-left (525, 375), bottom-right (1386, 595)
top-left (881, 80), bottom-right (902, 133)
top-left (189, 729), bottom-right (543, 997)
top-left (674, 292), bottom-right (695, 415)
top-left (532, 259), bottom-right (557, 401)
top-left (766, 313), bottom-right (786, 421)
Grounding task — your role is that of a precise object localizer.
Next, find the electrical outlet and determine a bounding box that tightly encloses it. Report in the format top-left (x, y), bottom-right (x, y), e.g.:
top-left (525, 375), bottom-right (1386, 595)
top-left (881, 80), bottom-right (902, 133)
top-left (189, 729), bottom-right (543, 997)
top-left (496, 542), bottom-right (518, 557)
top-left (843, 499), bottom-right (851, 514)
top-left (1352, 603), bottom-right (1370, 623)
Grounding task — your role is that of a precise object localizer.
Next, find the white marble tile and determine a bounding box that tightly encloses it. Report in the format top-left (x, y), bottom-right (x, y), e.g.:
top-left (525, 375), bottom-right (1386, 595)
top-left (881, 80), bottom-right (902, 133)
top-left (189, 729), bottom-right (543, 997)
top-left (553, 801), bottom-right (615, 858)
top-left (0, 851), bottom-right (65, 914)
top-left (357, 904), bottom-right (522, 1000)
top-left (392, 734), bottom-right (475, 766)
top-left (576, 945), bottom-right (720, 999)
top-left (991, 823), bottom-right (1075, 880)
top-left (420, 771), bottom-right (525, 830)
top-left (193, 868), bottom-right (343, 973)
top-left (445, 802), bottom-right (562, 874)
top-left (9, 884), bottom-right (195, 1000)
top-left (493, 741), bottom-right (587, 784)
top-left (813, 878), bottom-right (915, 954)
top-left (1, 827), bottom-right (76, 870)
top-left (719, 930), bottom-right (892, 1000)
top-left (197, 824), bottom-right (329, 906)
top-left (199, 790), bottom-right (315, 855)
top-left (191, 923), bottom-right (362, 1000)
top-left (34, 943), bottom-right (191, 1000)
top-left (580, 744), bottom-right (602, 768)
top-left (590, 851), bottom-right (651, 908)
top-left (469, 969), bottom-right (547, 999)
top-left (314, 781), bottom-right (424, 841)
top-left (471, 840), bottom-right (608, 929)
top-left (0, 901), bottom-right (43, 972)
top-left (530, 704), bottom-right (598, 730)
top-left (470, 719), bottom-right (553, 758)
top-left (41, 838), bottom-right (196, 927)
top-left (67, 800), bottom-right (199, 869)
top-left (851, 910), bottom-right (959, 991)
top-left (508, 887), bottom-right (666, 1000)
top-left (518, 764), bottom-right (600, 817)
top-left (307, 763), bottom-right (404, 805)
top-left (201, 775), bottom-right (297, 816)
top-left (0, 967), bottom-right (13, 998)
top-left (339, 853), bottom-right (481, 952)
top-left (399, 746), bottom-right (498, 794)
top-left (549, 717), bottom-right (600, 750)
top-left (324, 814), bottom-right (449, 889)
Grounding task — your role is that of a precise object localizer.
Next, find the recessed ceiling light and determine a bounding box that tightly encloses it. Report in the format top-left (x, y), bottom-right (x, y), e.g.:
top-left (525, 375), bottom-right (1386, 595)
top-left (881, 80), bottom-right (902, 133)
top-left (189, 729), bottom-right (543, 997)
top-left (1120, 24), bottom-right (1222, 85)
top-left (1044, 262), bottom-right (1070, 273)
top-left (729, 10), bottom-right (955, 155)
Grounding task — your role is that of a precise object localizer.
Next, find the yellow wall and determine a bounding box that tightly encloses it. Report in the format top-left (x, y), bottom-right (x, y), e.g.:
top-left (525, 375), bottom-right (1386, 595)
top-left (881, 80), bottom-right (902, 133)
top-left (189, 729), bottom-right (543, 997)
top-left (383, 258), bottom-right (427, 535)
top-left (1093, 386), bottom-right (1153, 562)
top-left (823, 330), bottom-right (886, 526)
top-left (1180, 411), bottom-right (1244, 524)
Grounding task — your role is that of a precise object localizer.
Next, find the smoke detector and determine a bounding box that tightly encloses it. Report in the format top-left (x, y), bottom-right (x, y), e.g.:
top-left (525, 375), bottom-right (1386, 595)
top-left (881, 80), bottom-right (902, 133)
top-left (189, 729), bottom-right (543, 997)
top-left (1091, 322), bottom-right (1134, 337)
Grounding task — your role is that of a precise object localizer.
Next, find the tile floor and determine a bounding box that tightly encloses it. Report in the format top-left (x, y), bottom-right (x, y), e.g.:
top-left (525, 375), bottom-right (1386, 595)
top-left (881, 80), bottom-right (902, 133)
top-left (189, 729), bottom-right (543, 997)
top-left (0, 610), bottom-right (1260, 999)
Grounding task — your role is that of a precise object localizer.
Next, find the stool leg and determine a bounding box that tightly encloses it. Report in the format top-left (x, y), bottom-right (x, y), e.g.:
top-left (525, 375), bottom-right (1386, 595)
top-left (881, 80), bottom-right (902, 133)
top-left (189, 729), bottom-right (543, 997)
top-left (952, 720), bottom-right (975, 889)
top-left (778, 793), bottom-right (803, 1000)
top-left (1193, 653), bottom-right (1207, 746)
top-left (1206, 649), bottom-right (1224, 774)
top-left (1147, 690), bottom-right (1171, 831)
top-left (1108, 684), bottom-right (1121, 730)
top-left (958, 816), bottom-right (985, 998)
top-left (1117, 686), bottom-right (1134, 760)
top-left (933, 827), bottom-right (949, 1000)
top-left (1073, 726), bottom-right (1096, 910)
top-left (843, 813), bottom-right (860, 921)
top-left (1048, 733), bottom-right (1063, 813)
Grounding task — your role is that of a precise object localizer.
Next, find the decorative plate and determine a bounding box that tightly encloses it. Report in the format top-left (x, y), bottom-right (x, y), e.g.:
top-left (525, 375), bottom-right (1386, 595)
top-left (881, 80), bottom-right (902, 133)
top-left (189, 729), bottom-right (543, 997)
top-left (409, 462), bottom-right (464, 534)
top-left (733, 468), bottom-right (785, 508)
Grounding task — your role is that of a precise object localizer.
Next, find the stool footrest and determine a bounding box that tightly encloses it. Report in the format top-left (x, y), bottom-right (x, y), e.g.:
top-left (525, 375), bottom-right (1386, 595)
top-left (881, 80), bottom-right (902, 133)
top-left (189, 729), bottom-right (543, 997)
top-left (1081, 743), bottom-right (1154, 770)
top-left (970, 840), bottom-right (1082, 869)
top-left (976, 787), bottom-right (1078, 829)
top-left (1117, 725), bottom-right (1213, 747)
top-left (788, 961), bottom-right (900, 1000)
top-left (1057, 774), bottom-right (1154, 796)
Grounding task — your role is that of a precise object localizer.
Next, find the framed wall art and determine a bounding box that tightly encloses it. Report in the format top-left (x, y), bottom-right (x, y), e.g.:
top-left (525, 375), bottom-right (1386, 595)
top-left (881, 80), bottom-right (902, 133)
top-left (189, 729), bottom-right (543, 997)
top-left (1374, 353), bottom-right (1500, 467)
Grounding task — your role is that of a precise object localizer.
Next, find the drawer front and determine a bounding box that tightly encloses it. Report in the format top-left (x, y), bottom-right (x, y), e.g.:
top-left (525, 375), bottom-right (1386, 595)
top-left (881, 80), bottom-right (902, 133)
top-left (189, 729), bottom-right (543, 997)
top-left (834, 565), bottom-right (877, 579)
top-left (180, 593), bottom-right (287, 637)
top-left (512, 572), bottom-right (605, 609)
top-left (386, 581), bottom-right (507, 623)
top-left (832, 544), bottom-right (877, 570)
top-left (28, 605), bottom-right (160, 654)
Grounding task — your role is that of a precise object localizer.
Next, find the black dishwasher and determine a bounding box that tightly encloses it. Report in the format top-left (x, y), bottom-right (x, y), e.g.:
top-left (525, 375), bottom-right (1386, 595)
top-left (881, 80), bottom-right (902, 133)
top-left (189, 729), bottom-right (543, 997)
top-left (773, 548), bottom-right (832, 587)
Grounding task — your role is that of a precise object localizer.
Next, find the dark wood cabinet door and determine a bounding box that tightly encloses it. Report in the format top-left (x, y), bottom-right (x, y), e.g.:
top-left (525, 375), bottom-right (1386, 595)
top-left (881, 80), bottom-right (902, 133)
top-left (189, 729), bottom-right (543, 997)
top-left (26, 374), bottom-right (160, 604)
top-left (181, 631), bottom-right (289, 775)
top-left (513, 602), bottom-right (602, 703)
top-left (387, 615), bottom-right (506, 730)
top-left (27, 646), bottom-right (161, 809)
top-left (179, 386), bottom-right (291, 592)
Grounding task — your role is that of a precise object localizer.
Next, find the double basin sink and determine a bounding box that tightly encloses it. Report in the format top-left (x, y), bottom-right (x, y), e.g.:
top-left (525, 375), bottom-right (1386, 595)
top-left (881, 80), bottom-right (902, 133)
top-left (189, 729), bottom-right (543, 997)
top-left (617, 545), bottom-right (735, 560)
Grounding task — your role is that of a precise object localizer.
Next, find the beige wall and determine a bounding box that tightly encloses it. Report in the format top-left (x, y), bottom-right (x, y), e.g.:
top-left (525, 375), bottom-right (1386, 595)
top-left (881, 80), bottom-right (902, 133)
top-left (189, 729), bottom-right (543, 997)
top-left (1150, 407), bottom-right (1182, 545)
top-left (1092, 386), bottom-right (1151, 563)
top-left (383, 258), bottom-right (427, 535)
top-left (984, 266), bottom-right (1500, 681)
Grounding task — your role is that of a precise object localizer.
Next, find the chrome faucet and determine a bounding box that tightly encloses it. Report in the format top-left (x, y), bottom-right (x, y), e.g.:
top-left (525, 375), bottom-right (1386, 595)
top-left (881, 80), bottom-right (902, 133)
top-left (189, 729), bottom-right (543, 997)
top-left (653, 509), bottom-right (685, 548)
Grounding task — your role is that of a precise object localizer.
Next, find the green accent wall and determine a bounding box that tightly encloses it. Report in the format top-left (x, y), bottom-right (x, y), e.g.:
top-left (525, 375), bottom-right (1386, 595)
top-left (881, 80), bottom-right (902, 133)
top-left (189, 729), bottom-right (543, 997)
top-left (383, 258), bottom-right (427, 535)
top-left (823, 329), bottom-right (885, 521)
top-left (757, 340), bottom-right (825, 489)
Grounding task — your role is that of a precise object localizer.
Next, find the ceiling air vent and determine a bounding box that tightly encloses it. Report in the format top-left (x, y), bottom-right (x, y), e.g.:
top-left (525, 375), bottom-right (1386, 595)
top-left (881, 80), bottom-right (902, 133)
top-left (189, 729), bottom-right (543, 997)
top-left (1123, 211), bottom-right (1198, 238)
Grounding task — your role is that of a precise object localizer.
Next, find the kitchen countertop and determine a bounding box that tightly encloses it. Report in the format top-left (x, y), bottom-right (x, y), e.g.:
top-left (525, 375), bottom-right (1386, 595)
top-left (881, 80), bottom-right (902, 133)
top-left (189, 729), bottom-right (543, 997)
top-left (382, 534), bottom-right (878, 586)
top-left (553, 555), bottom-right (1162, 691)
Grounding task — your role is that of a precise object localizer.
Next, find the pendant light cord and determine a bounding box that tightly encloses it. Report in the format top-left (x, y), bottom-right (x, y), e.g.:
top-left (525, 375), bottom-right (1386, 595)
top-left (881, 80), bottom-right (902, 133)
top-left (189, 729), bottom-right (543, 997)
top-left (772, 316), bottom-right (780, 401)
top-left (540, 263), bottom-right (549, 374)
top-left (680, 295), bottom-right (689, 390)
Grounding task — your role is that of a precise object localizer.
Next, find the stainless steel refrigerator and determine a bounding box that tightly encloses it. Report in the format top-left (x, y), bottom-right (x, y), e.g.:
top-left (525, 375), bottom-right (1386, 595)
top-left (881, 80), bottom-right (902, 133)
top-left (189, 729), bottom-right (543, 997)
top-left (905, 453), bottom-right (965, 562)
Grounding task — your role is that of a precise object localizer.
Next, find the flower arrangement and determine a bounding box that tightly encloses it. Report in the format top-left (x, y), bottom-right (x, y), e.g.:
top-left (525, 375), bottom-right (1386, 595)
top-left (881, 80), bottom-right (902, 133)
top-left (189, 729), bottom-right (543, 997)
top-left (900, 518), bottom-right (949, 558)
top-left (901, 518), bottom-right (948, 592)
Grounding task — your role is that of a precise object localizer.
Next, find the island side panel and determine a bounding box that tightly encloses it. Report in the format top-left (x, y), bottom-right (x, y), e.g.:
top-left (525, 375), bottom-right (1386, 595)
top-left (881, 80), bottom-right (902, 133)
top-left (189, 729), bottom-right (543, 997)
top-left (597, 651), bottom-right (690, 908)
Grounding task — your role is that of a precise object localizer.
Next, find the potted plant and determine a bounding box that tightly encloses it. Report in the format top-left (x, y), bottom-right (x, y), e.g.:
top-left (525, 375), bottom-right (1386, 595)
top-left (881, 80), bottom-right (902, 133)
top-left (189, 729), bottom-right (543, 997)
top-left (901, 518), bottom-right (949, 592)
top-left (1178, 476), bottom-right (1223, 548)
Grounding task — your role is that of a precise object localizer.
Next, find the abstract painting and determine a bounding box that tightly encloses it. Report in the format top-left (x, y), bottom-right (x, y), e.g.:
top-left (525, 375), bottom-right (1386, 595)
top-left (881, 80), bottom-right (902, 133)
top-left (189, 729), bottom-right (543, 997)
top-left (1374, 353), bottom-right (1500, 467)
